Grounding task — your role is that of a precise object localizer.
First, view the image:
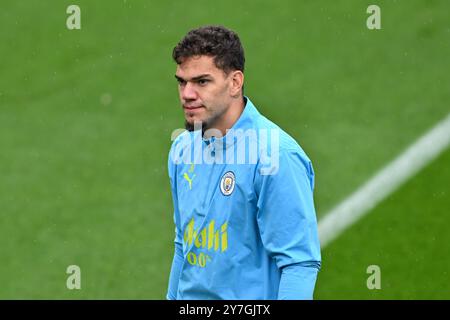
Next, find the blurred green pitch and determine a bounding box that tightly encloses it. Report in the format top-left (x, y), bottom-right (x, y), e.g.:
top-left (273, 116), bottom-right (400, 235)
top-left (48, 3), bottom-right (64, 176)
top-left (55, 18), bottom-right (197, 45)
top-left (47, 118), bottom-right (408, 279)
top-left (0, 0), bottom-right (449, 299)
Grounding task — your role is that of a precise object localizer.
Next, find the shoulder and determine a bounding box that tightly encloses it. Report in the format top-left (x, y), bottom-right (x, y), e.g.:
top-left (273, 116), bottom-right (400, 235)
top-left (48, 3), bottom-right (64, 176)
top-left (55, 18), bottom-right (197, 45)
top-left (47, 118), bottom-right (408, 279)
top-left (168, 130), bottom-right (193, 178)
top-left (169, 129), bottom-right (192, 152)
top-left (252, 112), bottom-right (313, 173)
top-left (168, 129), bottom-right (196, 163)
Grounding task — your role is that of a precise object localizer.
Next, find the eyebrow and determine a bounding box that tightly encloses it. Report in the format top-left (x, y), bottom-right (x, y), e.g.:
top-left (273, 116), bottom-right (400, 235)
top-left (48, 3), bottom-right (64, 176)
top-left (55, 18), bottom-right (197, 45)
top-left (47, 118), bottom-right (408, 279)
top-left (174, 74), bottom-right (212, 82)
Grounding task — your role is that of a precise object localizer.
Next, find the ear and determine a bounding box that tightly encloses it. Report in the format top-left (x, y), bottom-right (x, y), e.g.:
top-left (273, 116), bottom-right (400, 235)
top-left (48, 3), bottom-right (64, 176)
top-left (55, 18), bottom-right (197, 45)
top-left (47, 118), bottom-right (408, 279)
top-left (229, 70), bottom-right (244, 97)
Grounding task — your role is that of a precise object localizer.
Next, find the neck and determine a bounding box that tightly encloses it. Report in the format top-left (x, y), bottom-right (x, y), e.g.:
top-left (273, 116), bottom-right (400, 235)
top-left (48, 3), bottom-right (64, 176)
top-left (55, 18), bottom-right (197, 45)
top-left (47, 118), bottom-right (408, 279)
top-left (205, 96), bottom-right (245, 138)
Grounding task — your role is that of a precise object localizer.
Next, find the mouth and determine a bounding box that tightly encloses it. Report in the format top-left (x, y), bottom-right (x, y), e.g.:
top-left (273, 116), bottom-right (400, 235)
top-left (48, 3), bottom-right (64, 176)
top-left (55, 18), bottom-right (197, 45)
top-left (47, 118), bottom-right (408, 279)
top-left (183, 105), bottom-right (205, 111)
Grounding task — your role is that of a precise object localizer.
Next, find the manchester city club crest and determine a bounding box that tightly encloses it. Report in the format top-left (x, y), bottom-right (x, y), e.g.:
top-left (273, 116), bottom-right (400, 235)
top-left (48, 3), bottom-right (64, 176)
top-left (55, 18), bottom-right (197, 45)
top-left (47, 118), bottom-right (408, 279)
top-left (220, 171), bottom-right (235, 196)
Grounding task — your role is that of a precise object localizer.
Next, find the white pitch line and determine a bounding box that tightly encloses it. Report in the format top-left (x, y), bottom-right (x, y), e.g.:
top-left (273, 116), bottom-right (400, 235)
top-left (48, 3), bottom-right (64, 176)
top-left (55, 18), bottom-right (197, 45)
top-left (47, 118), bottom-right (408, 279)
top-left (318, 113), bottom-right (450, 248)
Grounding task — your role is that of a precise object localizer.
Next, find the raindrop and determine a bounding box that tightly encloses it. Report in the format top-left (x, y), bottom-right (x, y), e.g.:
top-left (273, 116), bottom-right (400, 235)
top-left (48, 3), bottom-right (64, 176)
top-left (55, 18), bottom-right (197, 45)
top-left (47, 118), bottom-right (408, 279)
top-left (100, 93), bottom-right (112, 106)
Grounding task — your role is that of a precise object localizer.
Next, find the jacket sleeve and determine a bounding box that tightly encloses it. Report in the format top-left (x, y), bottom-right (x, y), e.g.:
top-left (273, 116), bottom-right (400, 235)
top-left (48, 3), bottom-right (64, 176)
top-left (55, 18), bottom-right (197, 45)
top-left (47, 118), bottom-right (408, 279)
top-left (166, 146), bottom-right (184, 300)
top-left (254, 148), bottom-right (321, 299)
top-left (278, 262), bottom-right (320, 299)
top-left (166, 241), bottom-right (183, 300)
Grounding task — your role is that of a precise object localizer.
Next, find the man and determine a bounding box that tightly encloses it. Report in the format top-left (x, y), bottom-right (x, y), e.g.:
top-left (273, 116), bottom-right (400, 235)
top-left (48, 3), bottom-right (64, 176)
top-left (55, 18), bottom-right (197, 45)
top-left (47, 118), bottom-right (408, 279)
top-left (166, 25), bottom-right (321, 300)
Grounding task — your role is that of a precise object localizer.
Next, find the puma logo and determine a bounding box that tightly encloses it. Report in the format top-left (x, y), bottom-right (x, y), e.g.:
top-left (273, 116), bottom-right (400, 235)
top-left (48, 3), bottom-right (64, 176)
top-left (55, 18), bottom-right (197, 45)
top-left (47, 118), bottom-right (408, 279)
top-left (183, 164), bottom-right (196, 190)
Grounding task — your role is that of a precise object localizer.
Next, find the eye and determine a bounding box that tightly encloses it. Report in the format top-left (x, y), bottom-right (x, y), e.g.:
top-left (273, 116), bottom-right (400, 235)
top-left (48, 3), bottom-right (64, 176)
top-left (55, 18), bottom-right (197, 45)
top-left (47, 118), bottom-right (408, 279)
top-left (176, 78), bottom-right (186, 86)
top-left (198, 79), bottom-right (209, 86)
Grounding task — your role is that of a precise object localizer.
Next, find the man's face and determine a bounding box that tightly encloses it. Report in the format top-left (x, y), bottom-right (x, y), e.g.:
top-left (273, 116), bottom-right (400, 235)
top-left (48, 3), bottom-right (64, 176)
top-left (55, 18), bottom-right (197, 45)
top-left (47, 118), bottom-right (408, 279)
top-left (175, 55), bottom-right (232, 131)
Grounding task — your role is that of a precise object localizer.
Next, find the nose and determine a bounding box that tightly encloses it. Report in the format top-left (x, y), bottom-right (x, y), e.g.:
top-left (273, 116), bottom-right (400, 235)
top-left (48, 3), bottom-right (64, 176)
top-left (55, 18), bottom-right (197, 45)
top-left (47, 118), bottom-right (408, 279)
top-left (181, 82), bottom-right (198, 101)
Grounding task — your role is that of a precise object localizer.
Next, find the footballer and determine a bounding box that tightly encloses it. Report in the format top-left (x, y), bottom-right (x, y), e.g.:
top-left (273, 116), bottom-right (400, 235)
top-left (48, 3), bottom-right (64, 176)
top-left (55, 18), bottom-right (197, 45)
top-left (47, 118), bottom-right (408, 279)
top-left (166, 25), bottom-right (321, 300)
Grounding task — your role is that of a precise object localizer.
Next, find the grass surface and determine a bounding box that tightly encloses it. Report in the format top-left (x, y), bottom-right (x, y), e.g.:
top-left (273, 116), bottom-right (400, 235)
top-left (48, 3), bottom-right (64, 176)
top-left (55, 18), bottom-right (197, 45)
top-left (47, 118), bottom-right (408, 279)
top-left (316, 148), bottom-right (450, 299)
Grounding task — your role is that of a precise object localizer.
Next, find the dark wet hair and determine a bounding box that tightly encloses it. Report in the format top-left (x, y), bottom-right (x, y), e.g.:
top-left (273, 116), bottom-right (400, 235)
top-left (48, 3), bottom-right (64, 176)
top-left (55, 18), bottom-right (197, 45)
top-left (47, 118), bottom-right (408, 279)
top-left (172, 25), bottom-right (245, 74)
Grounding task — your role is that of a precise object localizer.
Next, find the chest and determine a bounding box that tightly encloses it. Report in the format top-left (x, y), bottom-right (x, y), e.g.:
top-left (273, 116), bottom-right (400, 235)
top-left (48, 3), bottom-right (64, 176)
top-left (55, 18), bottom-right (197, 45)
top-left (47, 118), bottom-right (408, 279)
top-left (175, 162), bottom-right (257, 231)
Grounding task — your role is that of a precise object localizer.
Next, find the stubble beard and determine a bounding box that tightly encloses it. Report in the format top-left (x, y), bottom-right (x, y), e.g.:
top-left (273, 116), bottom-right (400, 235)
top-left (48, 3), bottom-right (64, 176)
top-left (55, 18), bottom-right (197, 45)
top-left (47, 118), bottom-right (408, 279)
top-left (184, 106), bottom-right (228, 136)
